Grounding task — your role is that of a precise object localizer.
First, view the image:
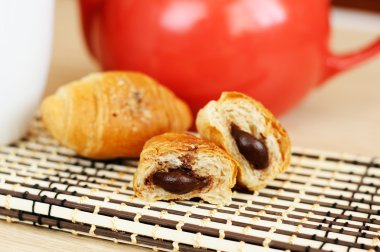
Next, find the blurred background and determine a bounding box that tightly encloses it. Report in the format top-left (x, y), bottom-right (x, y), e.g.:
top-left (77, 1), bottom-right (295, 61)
top-left (46, 0), bottom-right (380, 156)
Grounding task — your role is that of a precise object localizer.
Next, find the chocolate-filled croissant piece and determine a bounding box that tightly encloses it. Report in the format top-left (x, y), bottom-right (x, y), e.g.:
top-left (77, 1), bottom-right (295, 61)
top-left (133, 133), bottom-right (237, 205)
top-left (40, 71), bottom-right (192, 159)
top-left (196, 92), bottom-right (291, 191)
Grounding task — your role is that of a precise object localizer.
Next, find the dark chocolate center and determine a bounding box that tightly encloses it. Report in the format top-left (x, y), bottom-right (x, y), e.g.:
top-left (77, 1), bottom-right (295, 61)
top-left (152, 166), bottom-right (209, 194)
top-left (230, 123), bottom-right (269, 170)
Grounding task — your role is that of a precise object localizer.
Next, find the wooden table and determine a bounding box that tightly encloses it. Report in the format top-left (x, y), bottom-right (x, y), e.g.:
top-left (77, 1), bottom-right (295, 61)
top-left (2, 0), bottom-right (379, 251)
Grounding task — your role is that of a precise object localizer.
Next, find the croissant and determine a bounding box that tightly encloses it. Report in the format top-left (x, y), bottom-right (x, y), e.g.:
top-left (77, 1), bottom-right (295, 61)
top-left (133, 133), bottom-right (238, 205)
top-left (196, 92), bottom-right (291, 191)
top-left (40, 71), bottom-right (192, 159)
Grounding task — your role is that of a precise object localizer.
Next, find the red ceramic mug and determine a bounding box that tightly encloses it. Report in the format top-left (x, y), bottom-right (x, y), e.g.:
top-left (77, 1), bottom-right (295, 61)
top-left (79, 0), bottom-right (380, 116)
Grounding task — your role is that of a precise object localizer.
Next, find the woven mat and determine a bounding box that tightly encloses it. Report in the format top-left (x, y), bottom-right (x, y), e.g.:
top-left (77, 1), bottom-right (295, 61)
top-left (0, 119), bottom-right (379, 252)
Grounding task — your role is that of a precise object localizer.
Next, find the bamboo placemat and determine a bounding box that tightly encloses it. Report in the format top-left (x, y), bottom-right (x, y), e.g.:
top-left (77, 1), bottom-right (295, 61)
top-left (0, 119), bottom-right (379, 252)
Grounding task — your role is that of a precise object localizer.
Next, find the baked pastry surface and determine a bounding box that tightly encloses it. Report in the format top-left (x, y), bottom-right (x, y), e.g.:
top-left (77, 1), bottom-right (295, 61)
top-left (196, 92), bottom-right (290, 190)
top-left (40, 71), bottom-right (192, 159)
top-left (133, 133), bottom-right (237, 205)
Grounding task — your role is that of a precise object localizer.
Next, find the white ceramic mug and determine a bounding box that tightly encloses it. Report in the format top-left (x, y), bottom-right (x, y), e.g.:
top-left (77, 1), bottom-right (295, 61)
top-left (0, 0), bottom-right (54, 145)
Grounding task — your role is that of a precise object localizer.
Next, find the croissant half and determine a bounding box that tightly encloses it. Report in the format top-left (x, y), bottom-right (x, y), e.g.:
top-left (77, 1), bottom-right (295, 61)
top-left (40, 71), bottom-right (192, 159)
top-left (133, 133), bottom-right (238, 205)
top-left (196, 92), bottom-right (291, 191)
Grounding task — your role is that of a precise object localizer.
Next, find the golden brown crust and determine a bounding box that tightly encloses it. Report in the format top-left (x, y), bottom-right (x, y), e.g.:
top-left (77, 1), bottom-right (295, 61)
top-left (133, 133), bottom-right (238, 205)
top-left (138, 132), bottom-right (233, 157)
top-left (225, 92), bottom-right (291, 175)
top-left (40, 71), bottom-right (192, 159)
top-left (196, 92), bottom-right (291, 191)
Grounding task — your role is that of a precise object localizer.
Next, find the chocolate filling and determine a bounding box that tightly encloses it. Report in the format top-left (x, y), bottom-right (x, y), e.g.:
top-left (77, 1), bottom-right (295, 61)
top-left (230, 123), bottom-right (269, 170)
top-left (151, 166), bottom-right (209, 194)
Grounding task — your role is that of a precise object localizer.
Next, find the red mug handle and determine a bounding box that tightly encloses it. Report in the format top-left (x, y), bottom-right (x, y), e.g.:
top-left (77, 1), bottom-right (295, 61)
top-left (321, 37), bottom-right (380, 83)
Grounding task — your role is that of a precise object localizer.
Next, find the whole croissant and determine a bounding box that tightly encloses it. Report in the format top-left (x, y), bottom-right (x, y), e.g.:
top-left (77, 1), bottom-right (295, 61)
top-left (40, 71), bottom-right (192, 159)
